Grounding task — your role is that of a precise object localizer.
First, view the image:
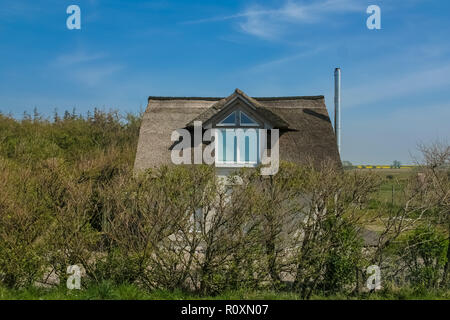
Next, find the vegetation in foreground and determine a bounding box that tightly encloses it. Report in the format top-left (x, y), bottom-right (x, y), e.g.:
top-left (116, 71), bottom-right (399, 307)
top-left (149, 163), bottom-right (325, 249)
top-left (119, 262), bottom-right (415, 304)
top-left (0, 110), bottom-right (448, 300)
top-left (0, 283), bottom-right (449, 300)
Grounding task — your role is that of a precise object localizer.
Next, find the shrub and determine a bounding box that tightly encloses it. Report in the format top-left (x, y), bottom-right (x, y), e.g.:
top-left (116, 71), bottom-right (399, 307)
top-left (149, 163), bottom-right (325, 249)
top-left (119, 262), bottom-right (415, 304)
top-left (0, 159), bottom-right (50, 288)
top-left (403, 226), bottom-right (448, 289)
top-left (0, 112), bottom-right (448, 299)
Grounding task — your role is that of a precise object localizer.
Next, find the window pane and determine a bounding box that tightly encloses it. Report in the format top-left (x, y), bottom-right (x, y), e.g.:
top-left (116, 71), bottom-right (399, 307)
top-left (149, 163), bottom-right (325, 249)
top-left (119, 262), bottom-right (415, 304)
top-left (233, 136), bottom-right (237, 162)
top-left (218, 112), bottom-right (236, 125)
top-left (218, 128), bottom-right (258, 164)
top-left (219, 129), bottom-right (226, 161)
top-left (240, 111), bottom-right (258, 125)
top-left (238, 129), bottom-right (258, 163)
top-left (248, 129), bottom-right (258, 163)
top-left (218, 129), bottom-right (236, 162)
top-left (245, 136), bottom-right (249, 161)
top-left (225, 130), bottom-right (236, 161)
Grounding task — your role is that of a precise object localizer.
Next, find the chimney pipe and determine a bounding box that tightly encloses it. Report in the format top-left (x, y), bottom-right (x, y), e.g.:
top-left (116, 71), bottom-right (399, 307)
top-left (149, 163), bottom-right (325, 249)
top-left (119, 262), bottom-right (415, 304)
top-left (334, 67), bottom-right (341, 155)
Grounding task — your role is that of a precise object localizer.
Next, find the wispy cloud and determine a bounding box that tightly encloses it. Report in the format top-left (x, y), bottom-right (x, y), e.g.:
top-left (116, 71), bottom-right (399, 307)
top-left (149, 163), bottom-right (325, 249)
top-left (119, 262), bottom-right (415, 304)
top-left (248, 44), bottom-right (329, 72)
top-left (241, 0), bottom-right (364, 39)
top-left (53, 51), bottom-right (106, 67)
top-left (51, 50), bottom-right (123, 87)
top-left (183, 0), bottom-right (363, 39)
top-left (71, 65), bottom-right (124, 87)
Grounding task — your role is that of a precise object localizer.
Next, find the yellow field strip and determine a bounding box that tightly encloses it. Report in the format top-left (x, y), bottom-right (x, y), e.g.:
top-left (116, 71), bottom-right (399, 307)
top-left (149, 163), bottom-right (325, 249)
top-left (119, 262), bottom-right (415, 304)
top-left (355, 165), bottom-right (416, 169)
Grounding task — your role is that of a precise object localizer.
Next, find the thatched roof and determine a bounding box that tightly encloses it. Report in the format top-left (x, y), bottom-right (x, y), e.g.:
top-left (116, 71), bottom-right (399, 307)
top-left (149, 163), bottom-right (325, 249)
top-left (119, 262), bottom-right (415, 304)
top-left (186, 89), bottom-right (289, 129)
top-left (134, 89), bottom-right (341, 171)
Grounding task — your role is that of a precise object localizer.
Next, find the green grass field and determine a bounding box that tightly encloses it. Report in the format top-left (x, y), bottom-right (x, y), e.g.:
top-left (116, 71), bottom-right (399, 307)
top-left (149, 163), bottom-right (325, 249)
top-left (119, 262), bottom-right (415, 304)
top-left (349, 168), bottom-right (415, 232)
top-left (1, 283), bottom-right (449, 300)
top-left (368, 168), bottom-right (414, 204)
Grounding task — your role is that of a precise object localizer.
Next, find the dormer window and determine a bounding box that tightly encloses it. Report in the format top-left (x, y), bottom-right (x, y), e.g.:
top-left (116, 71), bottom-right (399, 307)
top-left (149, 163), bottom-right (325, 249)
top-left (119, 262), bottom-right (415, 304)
top-left (183, 90), bottom-right (287, 169)
top-left (215, 110), bottom-right (262, 167)
top-left (217, 110), bottom-right (259, 127)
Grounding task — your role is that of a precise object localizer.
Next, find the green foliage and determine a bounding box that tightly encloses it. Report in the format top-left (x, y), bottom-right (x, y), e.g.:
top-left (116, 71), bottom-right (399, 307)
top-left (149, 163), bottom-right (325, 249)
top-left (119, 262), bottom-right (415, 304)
top-left (321, 223), bottom-right (364, 294)
top-left (0, 109), bottom-right (141, 165)
top-left (391, 160), bottom-right (401, 169)
top-left (0, 110), bottom-right (141, 289)
top-left (0, 110), bottom-right (448, 299)
top-left (0, 159), bottom-right (51, 288)
top-left (0, 284), bottom-right (448, 300)
top-left (403, 226), bottom-right (448, 289)
top-left (342, 160), bottom-right (353, 169)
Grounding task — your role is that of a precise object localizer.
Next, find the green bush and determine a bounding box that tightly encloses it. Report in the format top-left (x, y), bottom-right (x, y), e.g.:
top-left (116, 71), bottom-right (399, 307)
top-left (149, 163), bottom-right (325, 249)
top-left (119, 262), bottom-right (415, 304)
top-left (403, 226), bottom-right (448, 289)
top-left (321, 223), bottom-right (364, 294)
top-left (0, 110), bottom-right (448, 299)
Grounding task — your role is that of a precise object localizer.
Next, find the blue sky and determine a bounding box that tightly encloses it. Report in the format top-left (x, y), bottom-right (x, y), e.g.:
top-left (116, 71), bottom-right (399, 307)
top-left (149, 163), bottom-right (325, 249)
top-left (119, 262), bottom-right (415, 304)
top-left (0, 0), bottom-right (449, 164)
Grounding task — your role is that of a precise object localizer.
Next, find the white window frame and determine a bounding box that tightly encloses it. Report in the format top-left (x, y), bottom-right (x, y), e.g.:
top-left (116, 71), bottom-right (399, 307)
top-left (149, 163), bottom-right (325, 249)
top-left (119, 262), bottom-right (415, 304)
top-left (216, 110), bottom-right (259, 127)
top-left (214, 128), bottom-right (262, 168)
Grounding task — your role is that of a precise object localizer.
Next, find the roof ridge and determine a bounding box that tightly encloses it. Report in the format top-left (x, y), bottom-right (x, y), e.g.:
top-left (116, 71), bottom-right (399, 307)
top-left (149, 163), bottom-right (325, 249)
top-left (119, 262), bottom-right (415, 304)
top-left (185, 89), bottom-right (290, 129)
top-left (148, 96), bottom-right (222, 101)
top-left (256, 95), bottom-right (324, 101)
top-left (148, 95), bottom-right (324, 101)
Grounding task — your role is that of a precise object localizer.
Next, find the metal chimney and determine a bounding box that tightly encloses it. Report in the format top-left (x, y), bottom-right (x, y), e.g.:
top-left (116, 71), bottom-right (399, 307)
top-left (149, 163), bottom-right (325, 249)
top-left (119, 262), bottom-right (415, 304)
top-left (334, 67), bottom-right (341, 155)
